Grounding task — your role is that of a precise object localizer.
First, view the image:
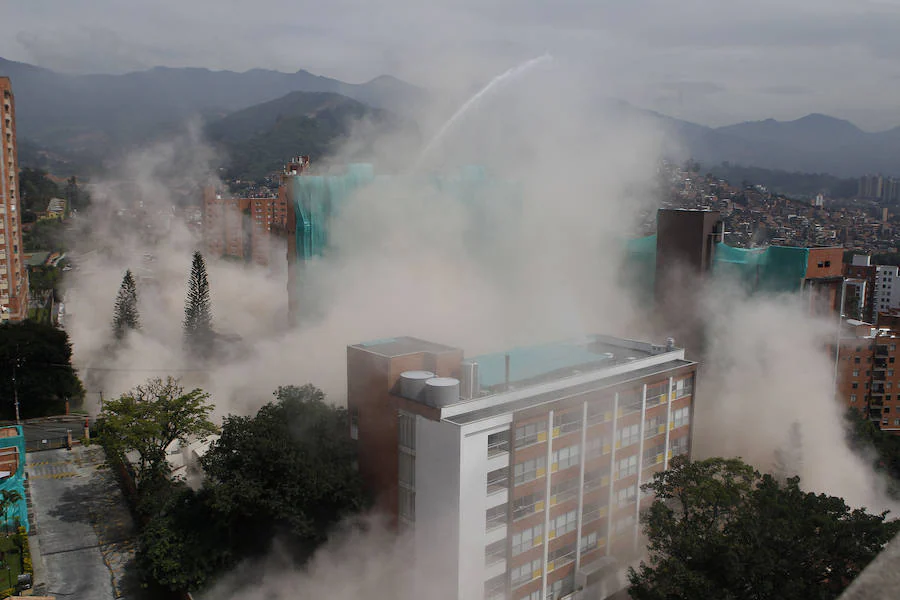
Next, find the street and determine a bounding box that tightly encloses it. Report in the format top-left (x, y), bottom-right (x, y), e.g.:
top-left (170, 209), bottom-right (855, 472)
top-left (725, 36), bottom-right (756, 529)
top-left (26, 446), bottom-right (140, 599)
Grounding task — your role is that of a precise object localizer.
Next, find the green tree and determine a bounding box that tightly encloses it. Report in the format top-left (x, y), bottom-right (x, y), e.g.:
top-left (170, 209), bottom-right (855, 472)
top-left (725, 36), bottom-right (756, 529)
top-left (845, 408), bottom-right (900, 498)
top-left (201, 385), bottom-right (366, 561)
top-left (98, 377), bottom-right (217, 493)
top-left (183, 252), bottom-right (213, 356)
top-left (135, 485), bottom-right (230, 592)
top-left (0, 489), bottom-right (22, 535)
top-left (23, 219), bottom-right (67, 252)
top-left (18, 168), bottom-right (60, 213)
top-left (629, 455), bottom-right (900, 600)
top-left (0, 321), bottom-right (84, 419)
top-left (112, 269), bottom-right (141, 341)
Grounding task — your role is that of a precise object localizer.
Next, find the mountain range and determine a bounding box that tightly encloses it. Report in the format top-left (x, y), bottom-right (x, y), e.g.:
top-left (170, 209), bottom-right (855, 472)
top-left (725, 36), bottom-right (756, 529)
top-left (2, 56), bottom-right (900, 181)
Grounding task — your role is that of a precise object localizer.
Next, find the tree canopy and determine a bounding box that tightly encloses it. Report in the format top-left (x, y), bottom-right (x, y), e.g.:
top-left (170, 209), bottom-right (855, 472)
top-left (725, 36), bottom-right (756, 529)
top-left (136, 384), bottom-right (367, 593)
top-left (629, 455), bottom-right (900, 600)
top-left (99, 377), bottom-right (217, 492)
top-left (0, 321), bottom-right (84, 418)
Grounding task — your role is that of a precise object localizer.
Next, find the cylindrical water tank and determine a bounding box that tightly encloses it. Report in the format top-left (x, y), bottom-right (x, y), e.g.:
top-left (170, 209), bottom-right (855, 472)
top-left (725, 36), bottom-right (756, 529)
top-left (400, 371), bottom-right (435, 400)
top-left (425, 377), bottom-right (460, 407)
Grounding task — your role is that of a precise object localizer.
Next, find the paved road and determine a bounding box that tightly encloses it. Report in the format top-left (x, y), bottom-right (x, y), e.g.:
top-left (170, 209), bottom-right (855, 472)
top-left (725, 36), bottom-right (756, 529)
top-left (26, 446), bottom-right (139, 599)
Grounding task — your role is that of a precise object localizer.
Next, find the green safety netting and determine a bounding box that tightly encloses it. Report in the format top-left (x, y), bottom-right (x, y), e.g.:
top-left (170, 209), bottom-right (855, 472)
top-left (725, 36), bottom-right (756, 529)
top-left (621, 236), bottom-right (810, 295)
top-left (712, 243), bottom-right (809, 293)
top-left (0, 427), bottom-right (28, 533)
top-left (288, 163), bottom-right (520, 262)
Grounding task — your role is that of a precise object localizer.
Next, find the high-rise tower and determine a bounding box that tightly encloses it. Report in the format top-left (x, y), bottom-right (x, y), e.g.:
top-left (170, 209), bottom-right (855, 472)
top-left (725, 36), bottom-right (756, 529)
top-left (0, 78), bottom-right (29, 322)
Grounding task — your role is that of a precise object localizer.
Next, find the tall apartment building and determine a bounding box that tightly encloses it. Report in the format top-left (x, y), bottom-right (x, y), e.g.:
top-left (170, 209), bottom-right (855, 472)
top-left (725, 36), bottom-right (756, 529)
top-left (0, 78), bottom-right (28, 321)
top-left (835, 320), bottom-right (900, 433)
top-left (348, 335), bottom-right (697, 600)
top-left (872, 265), bottom-right (900, 316)
top-left (202, 185), bottom-right (288, 266)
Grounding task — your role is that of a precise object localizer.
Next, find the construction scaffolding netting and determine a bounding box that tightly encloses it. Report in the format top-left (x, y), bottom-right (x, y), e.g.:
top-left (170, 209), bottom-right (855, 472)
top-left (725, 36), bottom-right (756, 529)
top-left (622, 235), bottom-right (810, 294)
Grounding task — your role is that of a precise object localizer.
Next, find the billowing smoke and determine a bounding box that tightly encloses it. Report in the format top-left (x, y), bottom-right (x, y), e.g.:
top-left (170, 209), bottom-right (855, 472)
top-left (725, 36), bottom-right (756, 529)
top-left (60, 54), bottom-right (899, 598)
top-left (65, 60), bottom-right (664, 417)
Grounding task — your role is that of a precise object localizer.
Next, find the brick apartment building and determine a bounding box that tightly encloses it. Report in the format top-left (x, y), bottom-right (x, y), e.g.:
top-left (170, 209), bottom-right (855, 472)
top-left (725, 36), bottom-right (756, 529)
top-left (835, 319), bottom-right (900, 433)
top-left (348, 335), bottom-right (696, 600)
top-left (0, 78), bottom-right (29, 321)
top-left (202, 185), bottom-right (289, 266)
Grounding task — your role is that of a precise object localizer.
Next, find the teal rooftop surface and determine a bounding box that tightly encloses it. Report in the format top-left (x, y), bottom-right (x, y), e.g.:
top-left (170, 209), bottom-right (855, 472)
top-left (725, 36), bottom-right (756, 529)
top-left (471, 337), bottom-right (649, 389)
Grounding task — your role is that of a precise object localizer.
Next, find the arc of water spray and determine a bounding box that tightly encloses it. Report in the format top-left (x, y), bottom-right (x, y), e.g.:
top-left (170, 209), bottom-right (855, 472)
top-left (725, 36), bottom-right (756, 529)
top-left (414, 54), bottom-right (553, 170)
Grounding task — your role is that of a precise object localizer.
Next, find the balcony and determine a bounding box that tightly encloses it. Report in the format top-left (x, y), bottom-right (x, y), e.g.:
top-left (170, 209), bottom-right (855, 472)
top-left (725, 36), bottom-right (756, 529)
top-left (876, 345), bottom-right (889, 357)
top-left (873, 369), bottom-right (886, 381)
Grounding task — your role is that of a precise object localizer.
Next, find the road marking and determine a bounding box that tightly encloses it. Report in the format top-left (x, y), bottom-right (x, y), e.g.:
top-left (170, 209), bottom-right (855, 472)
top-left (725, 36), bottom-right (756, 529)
top-left (30, 472), bottom-right (79, 480)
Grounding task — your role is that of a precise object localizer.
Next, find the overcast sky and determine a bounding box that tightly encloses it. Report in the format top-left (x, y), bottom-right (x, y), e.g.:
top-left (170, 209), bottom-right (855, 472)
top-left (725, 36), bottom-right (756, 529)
top-left (5, 0), bottom-right (900, 129)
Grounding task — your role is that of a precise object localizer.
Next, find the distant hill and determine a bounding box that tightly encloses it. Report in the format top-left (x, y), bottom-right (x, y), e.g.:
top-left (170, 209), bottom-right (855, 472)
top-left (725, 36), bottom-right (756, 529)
top-left (0, 57), bottom-right (425, 161)
top-left (205, 91), bottom-right (418, 180)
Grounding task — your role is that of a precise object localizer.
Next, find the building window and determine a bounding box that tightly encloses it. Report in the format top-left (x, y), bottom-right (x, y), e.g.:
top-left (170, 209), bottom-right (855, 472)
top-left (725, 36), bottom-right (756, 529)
top-left (586, 397), bottom-right (614, 425)
top-left (547, 573), bottom-right (575, 600)
top-left (645, 414), bottom-right (665, 438)
top-left (582, 500), bottom-right (607, 524)
top-left (485, 539), bottom-right (507, 566)
top-left (580, 531), bottom-right (599, 553)
top-left (399, 452), bottom-right (415, 487)
top-left (892, 344), bottom-right (897, 352)
top-left (617, 454), bottom-right (638, 479)
top-left (515, 422), bottom-right (547, 448)
top-left (850, 394), bottom-right (857, 403)
top-left (855, 357), bottom-right (861, 364)
top-left (895, 419), bottom-right (900, 426)
top-left (889, 369), bottom-right (895, 377)
top-left (511, 559), bottom-right (541, 587)
top-left (399, 487), bottom-right (415, 522)
top-left (486, 504), bottom-right (508, 530)
top-left (852, 369), bottom-right (859, 377)
top-left (852, 383), bottom-right (859, 389)
top-left (550, 477), bottom-right (579, 505)
top-left (672, 407), bottom-right (690, 429)
top-left (514, 457), bottom-right (546, 485)
top-left (585, 433), bottom-right (612, 458)
top-left (584, 467), bottom-right (610, 492)
top-left (674, 377), bottom-right (693, 398)
top-left (671, 436), bottom-right (689, 456)
top-left (646, 381), bottom-right (668, 405)
top-left (550, 509), bottom-right (577, 537)
top-left (488, 430), bottom-right (510, 456)
top-left (616, 484), bottom-right (637, 506)
top-left (548, 542), bottom-right (576, 568)
top-left (551, 444), bottom-right (580, 471)
top-left (513, 492), bottom-right (544, 520)
top-left (512, 523), bottom-right (543, 556)
top-left (616, 424), bottom-right (640, 448)
top-left (518, 592), bottom-right (541, 600)
top-left (487, 467), bottom-right (509, 494)
top-left (619, 389), bottom-right (643, 414)
top-left (398, 412), bottom-right (416, 450)
top-left (485, 573), bottom-right (506, 600)
top-left (554, 410), bottom-right (582, 435)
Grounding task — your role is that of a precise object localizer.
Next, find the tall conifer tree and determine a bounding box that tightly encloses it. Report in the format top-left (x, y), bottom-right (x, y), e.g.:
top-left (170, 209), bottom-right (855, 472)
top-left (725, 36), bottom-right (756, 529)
top-left (112, 269), bottom-right (140, 340)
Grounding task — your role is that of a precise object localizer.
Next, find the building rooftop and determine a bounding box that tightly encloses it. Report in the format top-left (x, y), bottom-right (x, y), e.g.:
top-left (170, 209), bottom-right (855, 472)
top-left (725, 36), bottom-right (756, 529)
top-left (352, 336), bottom-right (460, 358)
top-left (446, 358), bottom-right (693, 425)
top-left (470, 336), bottom-right (655, 390)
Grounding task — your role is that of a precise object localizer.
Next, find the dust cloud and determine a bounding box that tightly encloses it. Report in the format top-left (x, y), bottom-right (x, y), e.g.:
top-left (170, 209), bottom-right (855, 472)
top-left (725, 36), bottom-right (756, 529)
top-left (59, 54), bottom-right (899, 598)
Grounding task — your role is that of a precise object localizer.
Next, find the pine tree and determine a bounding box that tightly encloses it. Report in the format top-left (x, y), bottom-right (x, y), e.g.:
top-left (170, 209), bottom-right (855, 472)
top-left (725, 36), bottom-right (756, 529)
top-left (183, 251), bottom-right (213, 354)
top-left (112, 269), bottom-right (140, 340)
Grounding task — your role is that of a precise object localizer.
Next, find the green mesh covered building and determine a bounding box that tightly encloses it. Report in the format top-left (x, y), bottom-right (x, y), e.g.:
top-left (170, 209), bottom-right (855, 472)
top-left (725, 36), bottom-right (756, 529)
top-left (283, 163), bottom-right (519, 322)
